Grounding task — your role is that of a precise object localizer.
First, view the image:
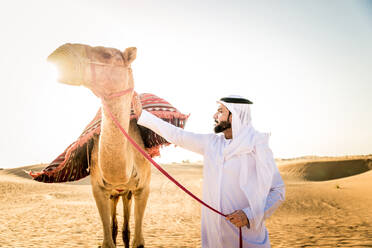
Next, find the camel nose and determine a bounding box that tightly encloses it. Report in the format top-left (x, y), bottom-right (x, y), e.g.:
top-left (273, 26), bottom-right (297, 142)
top-left (47, 43), bottom-right (85, 86)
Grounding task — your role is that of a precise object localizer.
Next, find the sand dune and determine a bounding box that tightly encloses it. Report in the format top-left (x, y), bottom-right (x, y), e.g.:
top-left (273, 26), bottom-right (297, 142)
top-left (279, 157), bottom-right (372, 181)
top-left (1, 157), bottom-right (372, 247)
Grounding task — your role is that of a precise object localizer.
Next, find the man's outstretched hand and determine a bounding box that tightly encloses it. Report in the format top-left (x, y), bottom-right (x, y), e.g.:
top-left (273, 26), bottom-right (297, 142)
top-left (132, 92), bottom-right (143, 118)
top-left (226, 210), bottom-right (250, 228)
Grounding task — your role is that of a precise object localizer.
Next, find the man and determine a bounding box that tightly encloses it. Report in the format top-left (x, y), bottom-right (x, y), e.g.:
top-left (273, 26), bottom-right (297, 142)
top-left (132, 94), bottom-right (285, 248)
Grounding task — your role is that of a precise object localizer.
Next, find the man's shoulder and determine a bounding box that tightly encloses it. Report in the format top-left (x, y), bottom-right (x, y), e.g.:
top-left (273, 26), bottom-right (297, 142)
top-left (209, 133), bottom-right (226, 142)
top-left (203, 133), bottom-right (229, 151)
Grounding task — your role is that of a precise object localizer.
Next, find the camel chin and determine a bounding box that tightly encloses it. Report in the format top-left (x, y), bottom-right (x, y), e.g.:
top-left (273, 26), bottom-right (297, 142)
top-left (56, 76), bottom-right (83, 86)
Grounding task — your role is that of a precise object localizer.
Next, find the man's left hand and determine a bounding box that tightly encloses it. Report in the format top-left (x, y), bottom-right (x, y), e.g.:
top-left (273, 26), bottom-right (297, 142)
top-left (225, 210), bottom-right (249, 228)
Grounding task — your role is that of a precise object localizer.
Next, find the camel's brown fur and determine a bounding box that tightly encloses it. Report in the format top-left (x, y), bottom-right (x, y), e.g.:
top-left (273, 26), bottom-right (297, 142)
top-left (48, 43), bottom-right (151, 248)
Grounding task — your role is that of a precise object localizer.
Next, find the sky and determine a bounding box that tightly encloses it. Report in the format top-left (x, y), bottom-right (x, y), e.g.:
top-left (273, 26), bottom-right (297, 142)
top-left (0, 0), bottom-right (371, 168)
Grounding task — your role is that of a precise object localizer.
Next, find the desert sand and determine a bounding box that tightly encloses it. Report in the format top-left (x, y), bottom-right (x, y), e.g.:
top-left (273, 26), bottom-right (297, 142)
top-left (0, 156), bottom-right (371, 247)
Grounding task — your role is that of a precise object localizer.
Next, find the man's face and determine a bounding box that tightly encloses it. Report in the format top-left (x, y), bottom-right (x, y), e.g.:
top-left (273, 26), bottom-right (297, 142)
top-left (213, 103), bottom-right (231, 133)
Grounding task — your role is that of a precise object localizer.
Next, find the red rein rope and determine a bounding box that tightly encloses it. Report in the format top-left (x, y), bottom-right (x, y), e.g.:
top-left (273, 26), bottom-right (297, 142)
top-left (101, 99), bottom-right (243, 248)
top-left (102, 100), bottom-right (225, 216)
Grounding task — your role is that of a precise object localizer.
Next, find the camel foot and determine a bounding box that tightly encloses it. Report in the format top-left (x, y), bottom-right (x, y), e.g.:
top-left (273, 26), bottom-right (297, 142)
top-left (123, 229), bottom-right (130, 248)
top-left (132, 237), bottom-right (144, 248)
top-left (98, 240), bottom-right (116, 248)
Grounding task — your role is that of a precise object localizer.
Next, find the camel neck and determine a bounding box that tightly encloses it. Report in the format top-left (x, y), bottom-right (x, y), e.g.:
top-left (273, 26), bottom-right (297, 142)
top-left (98, 95), bottom-right (133, 185)
top-left (101, 96), bottom-right (132, 131)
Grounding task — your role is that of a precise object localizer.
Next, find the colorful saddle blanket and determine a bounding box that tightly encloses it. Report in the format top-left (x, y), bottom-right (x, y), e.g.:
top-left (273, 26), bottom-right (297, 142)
top-left (29, 93), bottom-right (189, 183)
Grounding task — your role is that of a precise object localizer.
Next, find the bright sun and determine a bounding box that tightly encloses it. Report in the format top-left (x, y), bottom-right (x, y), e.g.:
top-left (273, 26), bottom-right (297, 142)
top-left (45, 62), bottom-right (60, 84)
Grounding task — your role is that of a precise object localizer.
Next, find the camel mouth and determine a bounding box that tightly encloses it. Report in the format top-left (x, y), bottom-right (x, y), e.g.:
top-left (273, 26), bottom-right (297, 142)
top-left (47, 44), bottom-right (85, 86)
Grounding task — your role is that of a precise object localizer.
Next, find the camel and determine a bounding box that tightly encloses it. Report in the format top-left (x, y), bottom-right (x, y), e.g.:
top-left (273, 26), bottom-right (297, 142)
top-left (47, 43), bottom-right (151, 248)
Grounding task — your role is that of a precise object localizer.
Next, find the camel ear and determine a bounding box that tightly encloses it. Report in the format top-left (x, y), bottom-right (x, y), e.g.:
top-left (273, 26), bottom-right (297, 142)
top-left (123, 47), bottom-right (137, 65)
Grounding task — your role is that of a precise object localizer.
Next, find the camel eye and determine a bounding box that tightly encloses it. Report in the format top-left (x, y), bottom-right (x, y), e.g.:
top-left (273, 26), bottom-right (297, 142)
top-left (102, 52), bottom-right (112, 59)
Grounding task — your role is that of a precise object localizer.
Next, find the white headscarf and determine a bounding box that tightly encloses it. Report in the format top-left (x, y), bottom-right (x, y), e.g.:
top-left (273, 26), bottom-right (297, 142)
top-left (218, 95), bottom-right (276, 230)
top-left (219, 95), bottom-right (252, 138)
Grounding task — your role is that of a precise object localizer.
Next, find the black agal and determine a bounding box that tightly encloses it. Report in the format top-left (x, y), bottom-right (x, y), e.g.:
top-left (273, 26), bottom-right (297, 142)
top-left (220, 97), bottom-right (253, 104)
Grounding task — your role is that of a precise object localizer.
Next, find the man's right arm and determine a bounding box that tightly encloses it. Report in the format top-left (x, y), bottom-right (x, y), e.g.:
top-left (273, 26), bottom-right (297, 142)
top-left (137, 110), bottom-right (212, 155)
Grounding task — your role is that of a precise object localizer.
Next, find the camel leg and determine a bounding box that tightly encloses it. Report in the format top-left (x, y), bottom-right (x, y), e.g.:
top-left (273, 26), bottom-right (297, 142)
top-left (122, 191), bottom-right (133, 248)
top-left (111, 196), bottom-right (119, 245)
top-left (132, 186), bottom-right (150, 248)
top-left (92, 184), bottom-right (116, 248)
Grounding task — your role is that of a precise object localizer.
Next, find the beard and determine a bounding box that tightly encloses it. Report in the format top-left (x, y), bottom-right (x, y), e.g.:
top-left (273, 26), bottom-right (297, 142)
top-left (214, 120), bottom-right (231, 133)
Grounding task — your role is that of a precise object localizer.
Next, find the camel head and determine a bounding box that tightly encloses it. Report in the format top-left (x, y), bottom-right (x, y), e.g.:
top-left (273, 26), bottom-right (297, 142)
top-left (47, 43), bottom-right (137, 98)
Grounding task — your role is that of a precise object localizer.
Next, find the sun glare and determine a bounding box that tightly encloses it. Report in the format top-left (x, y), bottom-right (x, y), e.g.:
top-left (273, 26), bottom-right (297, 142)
top-left (45, 62), bottom-right (60, 84)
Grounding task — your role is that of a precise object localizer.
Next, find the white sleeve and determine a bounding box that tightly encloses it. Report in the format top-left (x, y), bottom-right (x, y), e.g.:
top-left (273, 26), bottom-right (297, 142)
top-left (262, 168), bottom-right (285, 220)
top-left (241, 148), bottom-right (285, 230)
top-left (137, 110), bottom-right (213, 155)
top-left (242, 165), bottom-right (285, 227)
